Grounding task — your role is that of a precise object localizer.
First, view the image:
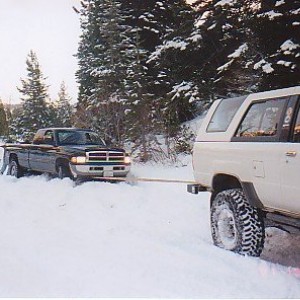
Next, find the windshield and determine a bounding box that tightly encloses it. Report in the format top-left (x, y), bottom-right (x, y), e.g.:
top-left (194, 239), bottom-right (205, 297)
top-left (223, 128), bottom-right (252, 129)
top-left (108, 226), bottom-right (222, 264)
top-left (57, 130), bottom-right (106, 146)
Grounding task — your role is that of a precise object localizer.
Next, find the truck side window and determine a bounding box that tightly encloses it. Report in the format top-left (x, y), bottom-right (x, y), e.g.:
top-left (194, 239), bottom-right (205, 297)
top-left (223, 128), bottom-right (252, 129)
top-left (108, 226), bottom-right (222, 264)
top-left (292, 107), bottom-right (300, 143)
top-left (235, 98), bottom-right (287, 138)
top-left (207, 96), bottom-right (247, 132)
top-left (44, 130), bottom-right (54, 144)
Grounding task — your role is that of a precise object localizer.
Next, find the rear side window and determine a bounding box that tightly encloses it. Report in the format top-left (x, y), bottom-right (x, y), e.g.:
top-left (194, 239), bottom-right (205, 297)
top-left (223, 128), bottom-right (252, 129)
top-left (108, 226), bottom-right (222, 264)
top-left (207, 96), bottom-right (247, 132)
top-left (292, 105), bottom-right (300, 143)
top-left (235, 98), bottom-right (287, 138)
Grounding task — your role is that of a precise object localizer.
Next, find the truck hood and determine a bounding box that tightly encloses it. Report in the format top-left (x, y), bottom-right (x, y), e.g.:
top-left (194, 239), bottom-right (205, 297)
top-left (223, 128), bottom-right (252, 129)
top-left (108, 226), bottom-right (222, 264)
top-left (60, 145), bottom-right (125, 154)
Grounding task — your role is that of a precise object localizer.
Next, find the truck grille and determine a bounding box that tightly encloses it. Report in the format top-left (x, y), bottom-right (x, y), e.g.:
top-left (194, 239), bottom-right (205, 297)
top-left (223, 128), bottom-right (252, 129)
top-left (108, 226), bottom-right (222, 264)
top-left (87, 151), bottom-right (125, 163)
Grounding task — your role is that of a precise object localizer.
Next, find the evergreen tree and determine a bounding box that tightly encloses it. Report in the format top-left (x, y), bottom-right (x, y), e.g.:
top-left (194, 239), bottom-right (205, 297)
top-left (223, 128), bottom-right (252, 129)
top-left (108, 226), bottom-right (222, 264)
top-left (147, 0), bottom-right (199, 132)
top-left (188, 0), bottom-right (261, 97)
top-left (149, 0), bottom-right (262, 119)
top-left (0, 99), bottom-right (8, 137)
top-left (76, 0), bottom-right (130, 144)
top-left (55, 81), bottom-right (73, 127)
top-left (187, 0), bottom-right (299, 95)
top-left (17, 50), bottom-right (52, 134)
top-left (121, 1), bottom-right (196, 158)
top-left (123, 29), bottom-right (157, 160)
top-left (75, 0), bottom-right (198, 156)
top-left (1, 103), bottom-right (23, 141)
top-left (254, 0), bottom-right (300, 90)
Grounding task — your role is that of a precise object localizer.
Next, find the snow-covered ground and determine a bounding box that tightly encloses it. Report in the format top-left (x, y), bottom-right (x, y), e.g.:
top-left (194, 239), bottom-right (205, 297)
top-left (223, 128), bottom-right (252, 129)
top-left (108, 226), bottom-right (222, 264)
top-left (0, 162), bottom-right (299, 298)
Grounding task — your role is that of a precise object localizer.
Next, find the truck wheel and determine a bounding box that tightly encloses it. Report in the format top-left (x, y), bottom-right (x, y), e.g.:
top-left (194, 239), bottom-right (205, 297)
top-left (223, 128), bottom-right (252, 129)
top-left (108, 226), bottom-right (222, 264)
top-left (57, 164), bottom-right (70, 179)
top-left (8, 160), bottom-right (23, 178)
top-left (210, 188), bottom-right (265, 257)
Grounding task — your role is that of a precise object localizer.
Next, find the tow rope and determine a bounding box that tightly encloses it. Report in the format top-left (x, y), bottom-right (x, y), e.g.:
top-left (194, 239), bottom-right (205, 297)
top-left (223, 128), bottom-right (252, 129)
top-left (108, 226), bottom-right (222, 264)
top-left (96, 176), bottom-right (197, 184)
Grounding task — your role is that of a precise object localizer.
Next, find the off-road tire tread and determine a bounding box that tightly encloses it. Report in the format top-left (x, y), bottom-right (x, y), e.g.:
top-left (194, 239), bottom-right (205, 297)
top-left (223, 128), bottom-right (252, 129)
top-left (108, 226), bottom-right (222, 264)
top-left (211, 188), bottom-right (265, 257)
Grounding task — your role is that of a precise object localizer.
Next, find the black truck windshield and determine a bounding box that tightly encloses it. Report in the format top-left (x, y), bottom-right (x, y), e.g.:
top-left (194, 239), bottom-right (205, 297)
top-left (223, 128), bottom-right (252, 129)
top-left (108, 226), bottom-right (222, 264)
top-left (57, 130), bottom-right (106, 146)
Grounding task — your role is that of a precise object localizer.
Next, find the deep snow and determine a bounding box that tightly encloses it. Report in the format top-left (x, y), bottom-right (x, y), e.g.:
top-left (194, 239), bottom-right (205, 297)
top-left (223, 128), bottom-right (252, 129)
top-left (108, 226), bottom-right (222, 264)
top-left (0, 161), bottom-right (299, 298)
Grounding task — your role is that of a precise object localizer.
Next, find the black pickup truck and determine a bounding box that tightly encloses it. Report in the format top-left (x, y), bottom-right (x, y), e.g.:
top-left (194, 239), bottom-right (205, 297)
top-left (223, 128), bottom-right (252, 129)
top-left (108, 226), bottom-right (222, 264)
top-left (1, 128), bottom-right (131, 181)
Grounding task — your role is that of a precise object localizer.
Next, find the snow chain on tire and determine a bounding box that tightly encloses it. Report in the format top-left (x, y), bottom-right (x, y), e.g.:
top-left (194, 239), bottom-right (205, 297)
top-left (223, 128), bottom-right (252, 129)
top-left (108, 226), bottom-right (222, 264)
top-left (211, 188), bottom-right (265, 257)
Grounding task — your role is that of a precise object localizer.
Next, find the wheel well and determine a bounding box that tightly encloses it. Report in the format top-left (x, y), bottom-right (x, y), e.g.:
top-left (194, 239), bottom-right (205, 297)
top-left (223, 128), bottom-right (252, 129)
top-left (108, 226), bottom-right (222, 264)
top-left (9, 153), bottom-right (18, 163)
top-left (55, 158), bottom-right (69, 172)
top-left (212, 174), bottom-right (242, 195)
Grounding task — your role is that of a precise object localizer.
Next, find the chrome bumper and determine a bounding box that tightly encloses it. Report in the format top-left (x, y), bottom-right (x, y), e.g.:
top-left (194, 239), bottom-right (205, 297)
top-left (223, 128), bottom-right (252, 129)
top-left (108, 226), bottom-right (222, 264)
top-left (70, 163), bottom-right (130, 178)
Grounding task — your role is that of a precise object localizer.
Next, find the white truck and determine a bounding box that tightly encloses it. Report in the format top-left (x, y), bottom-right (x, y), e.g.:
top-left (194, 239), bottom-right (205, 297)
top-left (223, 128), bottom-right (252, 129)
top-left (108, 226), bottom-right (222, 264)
top-left (188, 86), bottom-right (300, 257)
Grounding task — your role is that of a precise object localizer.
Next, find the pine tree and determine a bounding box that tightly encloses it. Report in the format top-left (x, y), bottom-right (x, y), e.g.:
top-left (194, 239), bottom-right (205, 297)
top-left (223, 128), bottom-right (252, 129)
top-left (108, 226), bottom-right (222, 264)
top-left (55, 81), bottom-right (73, 127)
top-left (76, 0), bottom-right (130, 144)
top-left (187, 0), bottom-right (261, 97)
top-left (0, 99), bottom-right (8, 137)
top-left (147, 0), bottom-right (199, 131)
top-left (188, 0), bottom-right (299, 95)
top-left (254, 0), bottom-right (300, 90)
top-left (75, 1), bottom-right (209, 159)
top-left (75, 0), bottom-right (165, 149)
top-left (123, 29), bottom-right (157, 160)
top-left (17, 50), bottom-right (52, 134)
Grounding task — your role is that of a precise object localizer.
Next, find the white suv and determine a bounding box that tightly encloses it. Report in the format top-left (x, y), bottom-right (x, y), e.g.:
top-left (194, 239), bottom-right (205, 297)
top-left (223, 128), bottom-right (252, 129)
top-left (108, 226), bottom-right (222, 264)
top-left (188, 86), bottom-right (300, 257)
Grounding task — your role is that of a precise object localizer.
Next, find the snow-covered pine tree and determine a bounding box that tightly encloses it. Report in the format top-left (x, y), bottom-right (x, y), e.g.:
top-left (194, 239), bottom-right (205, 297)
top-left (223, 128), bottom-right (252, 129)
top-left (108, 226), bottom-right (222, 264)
top-left (3, 103), bottom-right (24, 141)
top-left (122, 28), bottom-right (158, 161)
top-left (17, 50), bottom-right (53, 135)
top-left (120, 0), bottom-right (199, 160)
top-left (254, 0), bottom-right (300, 90)
top-left (0, 99), bottom-right (8, 137)
top-left (117, 1), bottom-right (164, 159)
top-left (76, 0), bottom-right (189, 153)
top-left (55, 81), bottom-right (73, 127)
top-left (76, 0), bottom-right (98, 105)
top-left (147, 0), bottom-right (198, 132)
top-left (188, 0), bottom-right (261, 98)
top-left (77, 1), bottom-right (231, 159)
top-left (76, 0), bottom-right (131, 144)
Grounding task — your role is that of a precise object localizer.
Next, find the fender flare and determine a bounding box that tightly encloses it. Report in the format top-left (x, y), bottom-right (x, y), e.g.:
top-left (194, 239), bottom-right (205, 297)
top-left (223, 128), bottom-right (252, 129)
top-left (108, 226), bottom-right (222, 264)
top-left (241, 181), bottom-right (265, 209)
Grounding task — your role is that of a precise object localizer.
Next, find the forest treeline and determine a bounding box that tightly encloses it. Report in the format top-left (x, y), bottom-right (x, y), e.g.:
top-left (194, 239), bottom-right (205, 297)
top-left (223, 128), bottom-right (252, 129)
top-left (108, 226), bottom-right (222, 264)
top-left (1, 0), bottom-right (299, 161)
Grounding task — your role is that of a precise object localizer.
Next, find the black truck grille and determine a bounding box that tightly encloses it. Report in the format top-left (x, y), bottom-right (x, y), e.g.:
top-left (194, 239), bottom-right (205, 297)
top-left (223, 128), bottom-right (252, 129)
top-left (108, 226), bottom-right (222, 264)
top-left (87, 151), bottom-right (124, 162)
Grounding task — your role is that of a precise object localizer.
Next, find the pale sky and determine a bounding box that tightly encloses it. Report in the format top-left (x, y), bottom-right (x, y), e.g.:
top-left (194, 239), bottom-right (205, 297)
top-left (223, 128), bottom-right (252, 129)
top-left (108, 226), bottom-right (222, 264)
top-left (0, 0), bottom-right (81, 104)
top-left (0, 0), bottom-right (195, 105)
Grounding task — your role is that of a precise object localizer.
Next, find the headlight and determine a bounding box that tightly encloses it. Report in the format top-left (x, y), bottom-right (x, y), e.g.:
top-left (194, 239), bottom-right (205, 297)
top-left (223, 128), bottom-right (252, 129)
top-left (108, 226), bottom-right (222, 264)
top-left (124, 156), bottom-right (131, 164)
top-left (71, 156), bottom-right (86, 164)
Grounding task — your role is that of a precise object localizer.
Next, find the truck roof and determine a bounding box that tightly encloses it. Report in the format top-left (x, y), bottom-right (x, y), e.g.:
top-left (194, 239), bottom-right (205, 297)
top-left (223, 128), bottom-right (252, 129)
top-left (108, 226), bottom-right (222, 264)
top-left (37, 128), bottom-right (94, 132)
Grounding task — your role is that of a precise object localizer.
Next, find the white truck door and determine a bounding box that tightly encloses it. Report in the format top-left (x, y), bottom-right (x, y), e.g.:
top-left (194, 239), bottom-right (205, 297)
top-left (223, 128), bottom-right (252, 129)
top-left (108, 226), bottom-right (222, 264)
top-left (280, 102), bottom-right (300, 214)
top-left (233, 97), bottom-right (289, 211)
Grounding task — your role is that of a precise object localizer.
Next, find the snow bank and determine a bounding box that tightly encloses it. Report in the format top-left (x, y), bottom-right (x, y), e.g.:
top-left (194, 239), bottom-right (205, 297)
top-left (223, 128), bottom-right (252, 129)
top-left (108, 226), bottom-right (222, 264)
top-left (0, 164), bottom-right (299, 297)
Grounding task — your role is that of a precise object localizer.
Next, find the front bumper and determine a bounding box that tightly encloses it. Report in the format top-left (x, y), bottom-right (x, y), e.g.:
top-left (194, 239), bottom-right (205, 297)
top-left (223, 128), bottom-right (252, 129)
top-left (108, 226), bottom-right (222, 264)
top-left (70, 163), bottom-right (130, 178)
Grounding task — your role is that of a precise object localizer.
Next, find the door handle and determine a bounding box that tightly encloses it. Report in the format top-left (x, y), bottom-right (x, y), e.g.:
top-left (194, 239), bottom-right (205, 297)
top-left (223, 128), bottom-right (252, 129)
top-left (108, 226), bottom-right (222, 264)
top-left (285, 151), bottom-right (297, 157)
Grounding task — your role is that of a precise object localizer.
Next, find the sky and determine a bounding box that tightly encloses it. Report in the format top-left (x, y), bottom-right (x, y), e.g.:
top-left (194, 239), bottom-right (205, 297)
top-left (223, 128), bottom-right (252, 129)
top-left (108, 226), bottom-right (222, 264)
top-left (0, 0), bottom-right (196, 105)
top-left (0, 0), bottom-right (81, 104)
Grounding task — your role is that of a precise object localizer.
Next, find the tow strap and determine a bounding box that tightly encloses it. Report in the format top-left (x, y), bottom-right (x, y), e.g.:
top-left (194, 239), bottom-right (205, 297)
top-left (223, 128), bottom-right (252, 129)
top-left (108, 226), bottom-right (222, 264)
top-left (96, 176), bottom-right (197, 184)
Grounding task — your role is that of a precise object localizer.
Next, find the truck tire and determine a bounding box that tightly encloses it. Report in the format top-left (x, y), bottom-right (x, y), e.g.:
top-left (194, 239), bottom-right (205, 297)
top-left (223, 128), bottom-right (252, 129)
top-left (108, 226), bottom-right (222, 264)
top-left (7, 160), bottom-right (24, 178)
top-left (210, 188), bottom-right (265, 257)
top-left (57, 164), bottom-right (71, 179)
